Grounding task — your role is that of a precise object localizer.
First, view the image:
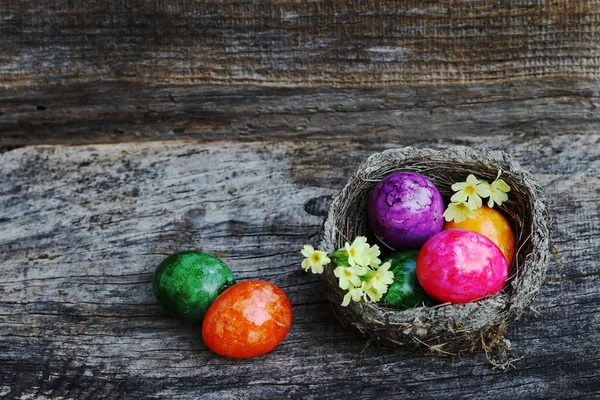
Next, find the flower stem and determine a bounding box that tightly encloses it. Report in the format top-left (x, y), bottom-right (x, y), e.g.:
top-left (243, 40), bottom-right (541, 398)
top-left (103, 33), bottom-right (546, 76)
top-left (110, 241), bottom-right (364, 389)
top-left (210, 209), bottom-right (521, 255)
top-left (331, 249), bottom-right (349, 267)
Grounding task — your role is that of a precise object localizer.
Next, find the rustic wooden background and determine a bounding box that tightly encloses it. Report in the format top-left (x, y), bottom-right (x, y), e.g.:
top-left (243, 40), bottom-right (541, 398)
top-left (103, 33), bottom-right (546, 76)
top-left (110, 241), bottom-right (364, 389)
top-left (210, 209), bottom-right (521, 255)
top-left (1, 0), bottom-right (599, 399)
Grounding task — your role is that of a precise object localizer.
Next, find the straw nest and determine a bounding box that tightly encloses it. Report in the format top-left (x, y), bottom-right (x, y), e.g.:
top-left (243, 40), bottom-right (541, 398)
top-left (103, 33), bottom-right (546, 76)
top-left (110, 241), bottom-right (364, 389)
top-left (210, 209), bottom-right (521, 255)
top-left (320, 147), bottom-right (551, 358)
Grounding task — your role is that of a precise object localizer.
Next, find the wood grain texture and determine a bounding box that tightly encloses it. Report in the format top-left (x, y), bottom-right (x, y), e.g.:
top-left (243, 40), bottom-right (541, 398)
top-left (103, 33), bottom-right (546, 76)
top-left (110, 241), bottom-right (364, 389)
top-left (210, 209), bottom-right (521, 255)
top-left (1, 0), bottom-right (600, 89)
top-left (2, 0), bottom-right (600, 146)
top-left (1, 80), bottom-right (600, 146)
top-left (1, 135), bottom-right (598, 399)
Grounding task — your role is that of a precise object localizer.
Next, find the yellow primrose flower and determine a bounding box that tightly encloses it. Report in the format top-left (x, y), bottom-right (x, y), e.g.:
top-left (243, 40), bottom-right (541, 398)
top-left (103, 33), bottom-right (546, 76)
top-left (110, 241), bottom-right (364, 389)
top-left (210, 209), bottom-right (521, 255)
top-left (487, 176), bottom-right (510, 208)
top-left (362, 281), bottom-right (383, 303)
top-left (368, 261), bottom-right (394, 294)
top-left (341, 283), bottom-right (365, 307)
top-left (451, 174), bottom-right (491, 210)
top-left (443, 201), bottom-right (478, 223)
top-left (365, 244), bottom-right (381, 268)
top-left (301, 245), bottom-right (330, 274)
top-left (344, 236), bottom-right (370, 267)
top-left (334, 265), bottom-right (367, 290)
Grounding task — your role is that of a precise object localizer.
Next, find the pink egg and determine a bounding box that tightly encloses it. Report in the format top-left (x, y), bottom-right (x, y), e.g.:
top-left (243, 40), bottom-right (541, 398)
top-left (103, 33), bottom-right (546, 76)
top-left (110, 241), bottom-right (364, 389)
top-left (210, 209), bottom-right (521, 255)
top-left (416, 229), bottom-right (508, 303)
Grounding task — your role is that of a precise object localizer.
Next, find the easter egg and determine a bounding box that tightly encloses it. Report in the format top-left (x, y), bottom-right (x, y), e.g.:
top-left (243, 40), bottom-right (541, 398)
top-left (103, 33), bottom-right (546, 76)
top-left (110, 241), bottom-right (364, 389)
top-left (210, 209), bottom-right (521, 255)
top-left (379, 251), bottom-right (432, 309)
top-left (202, 280), bottom-right (292, 359)
top-left (444, 206), bottom-right (515, 265)
top-left (153, 251), bottom-right (236, 323)
top-left (368, 171), bottom-right (444, 250)
top-left (416, 229), bottom-right (508, 303)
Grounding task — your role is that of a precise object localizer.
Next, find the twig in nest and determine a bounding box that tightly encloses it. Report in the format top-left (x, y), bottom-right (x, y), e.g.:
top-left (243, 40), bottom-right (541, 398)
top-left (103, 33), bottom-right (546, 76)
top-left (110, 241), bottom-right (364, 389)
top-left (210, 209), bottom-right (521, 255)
top-left (412, 336), bottom-right (456, 356)
top-left (550, 242), bottom-right (564, 298)
top-left (480, 332), bottom-right (523, 371)
top-left (361, 338), bottom-right (373, 353)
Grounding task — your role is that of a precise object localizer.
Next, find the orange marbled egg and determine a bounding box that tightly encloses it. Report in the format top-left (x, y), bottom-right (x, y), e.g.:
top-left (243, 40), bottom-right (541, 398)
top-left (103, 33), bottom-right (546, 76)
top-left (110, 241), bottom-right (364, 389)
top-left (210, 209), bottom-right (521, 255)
top-left (202, 280), bottom-right (292, 359)
top-left (444, 206), bottom-right (515, 266)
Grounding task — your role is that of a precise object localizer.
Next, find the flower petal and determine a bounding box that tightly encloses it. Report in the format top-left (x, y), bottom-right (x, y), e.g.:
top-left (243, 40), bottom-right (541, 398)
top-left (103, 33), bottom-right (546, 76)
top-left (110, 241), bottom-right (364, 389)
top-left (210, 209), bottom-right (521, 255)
top-left (466, 174), bottom-right (479, 185)
top-left (371, 281), bottom-right (385, 294)
top-left (496, 179), bottom-right (511, 192)
top-left (338, 279), bottom-right (350, 290)
top-left (493, 191), bottom-right (509, 206)
top-left (454, 212), bottom-right (467, 223)
top-left (352, 236), bottom-right (367, 247)
top-left (378, 283), bottom-right (390, 295)
top-left (301, 258), bottom-right (311, 271)
top-left (366, 288), bottom-right (382, 302)
top-left (466, 195), bottom-right (479, 210)
top-left (341, 292), bottom-right (352, 307)
top-left (301, 245), bottom-right (314, 258)
top-left (466, 207), bottom-right (478, 219)
top-left (319, 252), bottom-right (331, 265)
top-left (451, 191), bottom-right (468, 203)
top-left (380, 269), bottom-right (394, 285)
top-left (476, 183), bottom-right (491, 197)
top-left (349, 275), bottom-right (362, 288)
top-left (443, 205), bottom-right (457, 222)
top-left (451, 182), bottom-right (467, 191)
top-left (351, 287), bottom-right (364, 302)
top-left (351, 265), bottom-right (368, 276)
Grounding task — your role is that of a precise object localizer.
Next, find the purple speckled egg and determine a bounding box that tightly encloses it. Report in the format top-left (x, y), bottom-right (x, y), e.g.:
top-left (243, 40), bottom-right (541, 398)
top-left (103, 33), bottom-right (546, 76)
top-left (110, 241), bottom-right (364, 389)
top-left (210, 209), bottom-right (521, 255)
top-left (367, 171), bottom-right (444, 250)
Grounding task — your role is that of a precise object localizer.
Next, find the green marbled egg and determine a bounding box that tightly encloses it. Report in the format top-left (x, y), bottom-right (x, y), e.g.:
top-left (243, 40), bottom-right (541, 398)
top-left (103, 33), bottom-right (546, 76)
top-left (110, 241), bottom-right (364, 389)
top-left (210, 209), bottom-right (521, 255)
top-left (379, 251), bottom-right (432, 309)
top-left (153, 251), bottom-right (236, 323)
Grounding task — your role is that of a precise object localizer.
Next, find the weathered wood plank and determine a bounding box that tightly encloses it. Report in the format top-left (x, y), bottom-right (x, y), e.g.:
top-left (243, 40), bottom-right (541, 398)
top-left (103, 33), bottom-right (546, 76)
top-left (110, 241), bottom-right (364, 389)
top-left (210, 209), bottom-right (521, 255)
top-left (1, 0), bottom-right (600, 89)
top-left (1, 80), bottom-right (599, 145)
top-left (0, 135), bottom-right (598, 398)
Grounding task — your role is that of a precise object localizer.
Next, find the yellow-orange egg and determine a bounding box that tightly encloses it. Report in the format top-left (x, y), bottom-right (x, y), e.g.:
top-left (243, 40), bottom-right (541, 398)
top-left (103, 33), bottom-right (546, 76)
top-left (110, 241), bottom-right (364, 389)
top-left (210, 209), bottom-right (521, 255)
top-left (444, 206), bottom-right (515, 265)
